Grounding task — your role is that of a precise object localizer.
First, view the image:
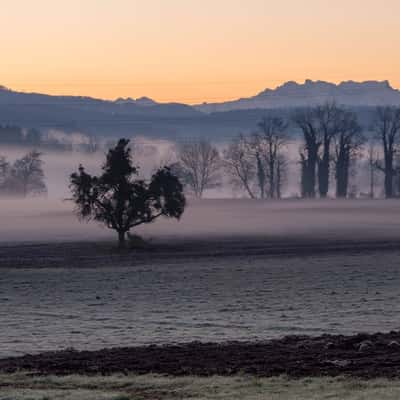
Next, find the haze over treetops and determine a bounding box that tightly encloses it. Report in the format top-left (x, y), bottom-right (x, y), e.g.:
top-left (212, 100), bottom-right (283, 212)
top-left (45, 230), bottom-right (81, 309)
top-left (1, 0), bottom-right (399, 103)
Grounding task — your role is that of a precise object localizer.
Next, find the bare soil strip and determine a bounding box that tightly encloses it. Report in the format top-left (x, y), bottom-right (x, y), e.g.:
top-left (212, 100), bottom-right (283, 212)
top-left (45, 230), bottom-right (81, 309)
top-left (1, 236), bottom-right (400, 268)
top-left (1, 331), bottom-right (400, 379)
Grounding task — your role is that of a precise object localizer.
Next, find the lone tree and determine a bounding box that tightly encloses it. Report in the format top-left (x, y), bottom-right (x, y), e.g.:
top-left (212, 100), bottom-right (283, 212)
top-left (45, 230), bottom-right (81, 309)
top-left (69, 139), bottom-right (186, 248)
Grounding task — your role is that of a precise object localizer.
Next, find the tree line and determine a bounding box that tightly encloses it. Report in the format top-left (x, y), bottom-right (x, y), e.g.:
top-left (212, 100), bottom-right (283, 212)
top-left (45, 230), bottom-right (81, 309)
top-left (0, 125), bottom-right (101, 153)
top-left (172, 104), bottom-right (400, 199)
top-left (2, 104), bottom-right (400, 201)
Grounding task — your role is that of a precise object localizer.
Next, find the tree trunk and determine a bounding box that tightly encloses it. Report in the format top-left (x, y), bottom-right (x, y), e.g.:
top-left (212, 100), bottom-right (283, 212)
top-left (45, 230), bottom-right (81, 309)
top-left (396, 169), bottom-right (400, 197)
top-left (300, 157), bottom-right (307, 198)
top-left (256, 154), bottom-right (266, 199)
top-left (384, 154), bottom-right (394, 198)
top-left (268, 159), bottom-right (275, 199)
top-left (276, 162), bottom-right (281, 199)
top-left (385, 172), bottom-right (394, 198)
top-left (118, 230), bottom-right (126, 248)
top-left (22, 179), bottom-right (28, 198)
top-left (336, 159), bottom-right (349, 198)
top-left (369, 161), bottom-right (374, 199)
top-left (304, 150), bottom-right (317, 198)
top-left (318, 142), bottom-right (330, 198)
top-left (243, 182), bottom-right (255, 199)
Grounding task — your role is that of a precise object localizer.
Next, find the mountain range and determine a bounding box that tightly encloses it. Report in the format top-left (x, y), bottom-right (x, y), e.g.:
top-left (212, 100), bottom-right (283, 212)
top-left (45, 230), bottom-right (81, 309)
top-left (195, 80), bottom-right (400, 112)
top-left (0, 80), bottom-right (399, 139)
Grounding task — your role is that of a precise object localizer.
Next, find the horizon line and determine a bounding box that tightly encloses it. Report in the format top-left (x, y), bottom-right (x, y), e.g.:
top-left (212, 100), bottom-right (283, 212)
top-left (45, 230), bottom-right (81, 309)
top-left (1, 78), bottom-right (398, 105)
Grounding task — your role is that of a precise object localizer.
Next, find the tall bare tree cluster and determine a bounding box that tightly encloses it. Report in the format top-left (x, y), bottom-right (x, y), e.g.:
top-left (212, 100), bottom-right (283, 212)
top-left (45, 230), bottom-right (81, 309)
top-left (172, 117), bottom-right (290, 199)
top-left (224, 117), bottom-right (289, 199)
top-left (171, 105), bottom-right (400, 200)
top-left (294, 103), bottom-right (364, 199)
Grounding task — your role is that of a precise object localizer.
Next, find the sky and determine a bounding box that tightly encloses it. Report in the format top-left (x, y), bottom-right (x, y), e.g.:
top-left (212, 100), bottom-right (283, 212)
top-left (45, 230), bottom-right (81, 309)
top-left (1, 0), bottom-right (399, 103)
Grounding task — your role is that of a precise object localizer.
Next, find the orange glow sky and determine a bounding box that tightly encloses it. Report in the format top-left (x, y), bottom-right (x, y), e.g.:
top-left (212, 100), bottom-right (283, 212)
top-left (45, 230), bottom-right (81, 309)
top-left (1, 0), bottom-right (399, 103)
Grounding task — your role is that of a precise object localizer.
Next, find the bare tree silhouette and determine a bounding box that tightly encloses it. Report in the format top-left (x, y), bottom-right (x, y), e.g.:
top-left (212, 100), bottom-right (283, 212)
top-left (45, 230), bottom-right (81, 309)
top-left (334, 111), bottom-right (364, 198)
top-left (223, 134), bottom-right (256, 198)
top-left (293, 108), bottom-right (321, 198)
top-left (314, 103), bottom-right (342, 198)
top-left (373, 106), bottom-right (400, 198)
top-left (7, 151), bottom-right (47, 197)
top-left (173, 140), bottom-right (221, 198)
top-left (254, 116), bottom-right (289, 199)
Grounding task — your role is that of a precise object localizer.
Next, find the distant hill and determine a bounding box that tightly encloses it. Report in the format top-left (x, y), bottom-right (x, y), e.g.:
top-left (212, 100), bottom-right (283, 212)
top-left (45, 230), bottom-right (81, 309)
top-left (0, 86), bottom-right (199, 117)
top-left (195, 80), bottom-right (400, 112)
top-left (0, 81), bottom-right (397, 140)
top-left (0, 86), bottom-right (204, 138)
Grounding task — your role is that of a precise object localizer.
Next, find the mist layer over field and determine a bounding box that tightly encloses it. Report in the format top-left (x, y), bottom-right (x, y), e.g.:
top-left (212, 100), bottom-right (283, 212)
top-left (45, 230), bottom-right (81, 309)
top-left (0, 136), bottom-right (381, 200)
top-left (0, 196), bottom-right (399, 244)
top-left (0, 139), bottom-right (177, 198)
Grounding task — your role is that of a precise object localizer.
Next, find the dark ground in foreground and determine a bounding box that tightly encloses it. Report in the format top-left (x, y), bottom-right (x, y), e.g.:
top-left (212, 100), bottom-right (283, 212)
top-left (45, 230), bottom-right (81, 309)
top-left (2, 331), bottom-right (400, 379)
top-left (2, 230), bottom-right (400, 381)
top-left (1, 235), bottom-right (400, 268)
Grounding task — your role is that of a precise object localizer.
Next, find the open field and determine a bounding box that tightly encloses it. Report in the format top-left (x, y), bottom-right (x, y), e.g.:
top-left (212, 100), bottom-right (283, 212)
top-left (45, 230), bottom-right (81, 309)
top-left (1, 198), bottom-right (400, 398)
top-left (2, 373), bottom-right (400, 400)
top-left (1, 199), bottom-right (400, 357)
top-left (1, 242), bottom-right (400, 357)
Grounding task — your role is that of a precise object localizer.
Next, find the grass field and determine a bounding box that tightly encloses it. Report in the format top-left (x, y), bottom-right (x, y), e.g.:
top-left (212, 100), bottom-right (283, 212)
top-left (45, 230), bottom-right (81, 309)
top-left (2, 373), bottom-right (400, 400)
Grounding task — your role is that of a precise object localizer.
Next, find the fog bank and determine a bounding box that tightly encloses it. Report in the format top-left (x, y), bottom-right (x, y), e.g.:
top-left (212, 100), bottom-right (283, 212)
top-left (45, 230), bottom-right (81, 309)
top-left (0, 198), bottom-right (399, 244)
